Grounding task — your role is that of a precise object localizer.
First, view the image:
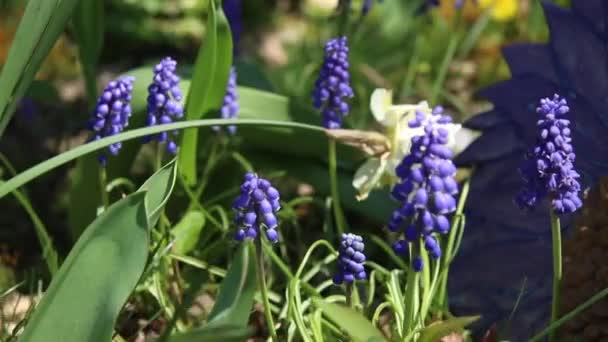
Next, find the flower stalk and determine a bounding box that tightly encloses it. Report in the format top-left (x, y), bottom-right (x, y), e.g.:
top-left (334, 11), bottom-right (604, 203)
top-left (253, 238), bottom-right (279, 342)
top-left (549, 208), bottom-right (562, 342)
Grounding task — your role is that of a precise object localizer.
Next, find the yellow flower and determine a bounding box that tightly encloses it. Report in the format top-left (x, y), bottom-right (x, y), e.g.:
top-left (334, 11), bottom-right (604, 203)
top-left (352, 89), bottom-right (479, 200)
top-left (478, 0), bottom-right (518, 22)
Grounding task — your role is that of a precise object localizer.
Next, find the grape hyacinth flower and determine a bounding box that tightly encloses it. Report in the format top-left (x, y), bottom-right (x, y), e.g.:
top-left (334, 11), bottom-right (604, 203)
top-left (88, 76), bottom-right (135, 165)
top-left (213, 67), bottom-right (239, 134)
top-left (333, 233), bottom-right (367, 284)
top-left (144, 57), bottom-right (184, 154)
top-left (388, 106), bottom-right (459, 271)
top-left (232, 173), bottom-right (281, 243)
top-left (313, 36), bottom-right (354, 129)
top-left (516, 95), bottom-right (582, 214)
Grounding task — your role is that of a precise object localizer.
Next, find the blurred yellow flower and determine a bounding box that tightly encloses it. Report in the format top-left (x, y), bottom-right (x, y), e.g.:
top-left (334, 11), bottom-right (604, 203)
top-left (478, 0), bottom-right (518, 22)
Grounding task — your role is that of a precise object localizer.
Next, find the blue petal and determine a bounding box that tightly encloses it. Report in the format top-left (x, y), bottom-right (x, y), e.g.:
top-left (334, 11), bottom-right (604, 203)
top-left (544, 2), bottom-right (608, 113)
top-left (571, 0), bottom-right (608, 38)
top-left (454, 124), bottom-right (523, 165)
top-left (464, 110), bottom-right (509, 130)
top-left (502, 43), bottom-right (558, 82)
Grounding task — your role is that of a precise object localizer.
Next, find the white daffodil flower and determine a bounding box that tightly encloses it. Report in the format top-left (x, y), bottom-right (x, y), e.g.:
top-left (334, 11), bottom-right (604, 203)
top-left (353, 89), bottom-right (479, 200)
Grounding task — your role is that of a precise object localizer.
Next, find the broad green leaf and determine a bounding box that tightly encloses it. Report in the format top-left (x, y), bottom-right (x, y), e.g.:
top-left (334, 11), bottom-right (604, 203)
top-left (139, 159), bottom-right (178, 226)
top-left (20, 192), bottom-right (149, 342)
top-left (172, 210), bottom-right (206, 255)
top-left (20, 160), bottom-right (178, 341)
top-left (417, 316), bottom-right (480, 342)
top-left (0, 0), bottom-right (81, 137)
top-left (207, 243), bottom-right (256, 327)
top-left (179, 0), bottom-right (233, 185)
top-left (313, 298), bottom-right (386, 342)
top-left (168, 324), bottom-right (251, 342)
top-left (73, 0), bottom-right (104, 101)
top-left (67, 155), bottom-right (102, 240)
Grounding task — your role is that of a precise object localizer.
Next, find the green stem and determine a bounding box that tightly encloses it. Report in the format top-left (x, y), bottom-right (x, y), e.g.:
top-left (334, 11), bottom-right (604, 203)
top-left (549, 208), bottom-right (562, 342)
top-left (346, 283), bottom-right (353, 308)
top-left (155, 143), bottom-right (164, 171)
top-left (99, 166), bottom-right (109, 209)
top-left (328, 139), bottom-right (346, 236)
top-left (402, 244), bottom-right (420, 339)
top-left (437, 177), bottom-right (470, 310)
top-left (253, 239), bottom-right (279, 342)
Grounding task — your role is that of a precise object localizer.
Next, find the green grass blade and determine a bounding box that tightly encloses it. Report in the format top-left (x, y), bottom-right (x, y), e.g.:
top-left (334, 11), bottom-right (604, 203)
top-left (168, 324), bottom-right (252, 342)
top-left (0, 118), bottom-right (325, 199)
top-left (179, 0), bottom-right (233, 185)
top-left (0, 0), bottom-right (81, 137)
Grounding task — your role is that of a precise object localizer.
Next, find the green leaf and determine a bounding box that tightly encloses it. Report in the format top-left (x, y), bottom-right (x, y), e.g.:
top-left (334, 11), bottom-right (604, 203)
top-left (138, 159), bottom-right (178, 226)
top-left (313, 298), bottom-right (386, 342)
top-left (168, 324), bottom-right (252, 342)
top-left (20, 192), bottom-right (150, 342)
top-left (417, 316), bottom-right (480, 342)
top-left (179, 0), bottom-right (233, 185)
top-left (0, 0), bottom-right (81, 137)
top-left (73, 0), bottom-right (104, 102)
top-left (0, 119), bottom-right (325, 201)
top-left (67, 155), bottom-right (102, 240)
top-left (172, 210), bottom-right (206, 255)
top-left (207, 243), bottom-right (257, 327)
top-left (20, 159), bottom-right (178, 341)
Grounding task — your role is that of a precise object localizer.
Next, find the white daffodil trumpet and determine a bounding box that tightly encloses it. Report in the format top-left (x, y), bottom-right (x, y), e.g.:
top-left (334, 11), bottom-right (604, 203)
top-left (352, 89), bottom-right (479, 200)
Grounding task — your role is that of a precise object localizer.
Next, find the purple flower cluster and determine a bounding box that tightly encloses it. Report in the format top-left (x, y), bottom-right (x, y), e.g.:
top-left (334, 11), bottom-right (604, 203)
top-left (333, 233), bottom-right (367, 284)
top-left (232, 173), bottom-right (281, 243)
top-left (516, 95), bottom-right (582, 214)
top-left (144, 57), bottom-right (184, 154)
top-left (214, 67), bottom-right (239, 134)
top-left (88, 76), bottom-right (135, 165)
top-left (313, 36), bottom-right (354, 129)
top-left (388, 106), bottom-right (458, 271)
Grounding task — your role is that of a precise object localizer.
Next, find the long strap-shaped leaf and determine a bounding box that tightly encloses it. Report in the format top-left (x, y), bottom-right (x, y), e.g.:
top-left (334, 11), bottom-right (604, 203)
top-left (0, 0), bottom-right (81, 137)
top-left (179, 0), bottom-right (233, 185)
top-left (0, 119), bottom-right (325, 199)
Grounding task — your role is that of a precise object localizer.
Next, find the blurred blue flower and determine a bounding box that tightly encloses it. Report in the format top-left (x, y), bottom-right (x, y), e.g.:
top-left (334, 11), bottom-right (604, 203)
top-left (233, 173), bottom-right (281, 243)
top-left (144, 57), bottom-right (184, 154)
top-left (361, 0), bottom-right (384, 15)
top-left (388, 105), bottom-right (458, 271)
top-left (213, 67), bottom-right (239, 134)
top-left (453, 1), bottom-right (608, 337)
top-left (223, 0), bottom-right (243, 54)
top-left (313, 36), bottom-right (354, 129)
top-left (88, 76), bottom-right (135, 165)
top-left (516, 94), bottom-right (582, 214)
top-left (334, 233), bottom-right (367, 284)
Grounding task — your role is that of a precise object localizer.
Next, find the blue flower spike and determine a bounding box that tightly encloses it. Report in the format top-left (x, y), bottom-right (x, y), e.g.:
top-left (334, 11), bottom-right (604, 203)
top-left (233, 173), bottom-right (281, 243)
top-left (214, 66), bottom-right (239, 134)
top-left (88, 76), bottom-right (135, 165)
top-left (144, 57), bottom-right (184, 154)
top-left (333, 233), bottom-right (367, 284)
top-left (313, 36), bottom-right (354, 129)
top-left (388, 105), bottom-right (459, 271)
top-left (516, 94), bottom-right (582, 214)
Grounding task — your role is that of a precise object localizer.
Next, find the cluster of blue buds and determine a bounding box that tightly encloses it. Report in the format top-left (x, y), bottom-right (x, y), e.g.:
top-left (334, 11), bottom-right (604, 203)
top-left (144, 57), bottom-right (184, 154)
top-left (313, 36), bottom-right (354, 129)
top-left (232, 173), bottom-right (281, 243)
top-left (516, 94), bottom-right (582, 214)
top-left (214, 67), bottom-right (239, 134)
top-left (88, 76), bottom-right (135, 165)
top-left (388, 106), bottom-right (459, 271)
top-left (333, 233), bottom-right (367, 284)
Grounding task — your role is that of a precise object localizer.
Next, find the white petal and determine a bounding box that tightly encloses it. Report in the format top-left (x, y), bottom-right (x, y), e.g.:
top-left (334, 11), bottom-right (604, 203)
top-left (353, 158), bottom-right (387, 200)
top-left (451, 127), bottom-right (481, 156)
top-left (370, 89), bottom-right (393, 125)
